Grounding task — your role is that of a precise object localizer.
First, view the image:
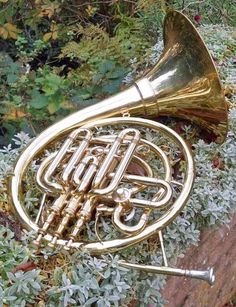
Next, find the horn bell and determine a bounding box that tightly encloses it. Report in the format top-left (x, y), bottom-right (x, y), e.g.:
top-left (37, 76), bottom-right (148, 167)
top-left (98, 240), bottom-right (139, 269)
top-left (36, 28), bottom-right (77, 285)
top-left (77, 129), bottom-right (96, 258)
top-left (144, 10), bottom-right (228, 143)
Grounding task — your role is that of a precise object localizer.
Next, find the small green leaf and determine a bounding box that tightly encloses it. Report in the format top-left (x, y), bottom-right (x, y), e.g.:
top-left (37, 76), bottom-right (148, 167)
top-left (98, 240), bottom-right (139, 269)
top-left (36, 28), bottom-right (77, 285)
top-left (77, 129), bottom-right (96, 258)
top-left (29, 90), bottom-right (48, 109)
top-left (43, 74), bottom-right (62, 96)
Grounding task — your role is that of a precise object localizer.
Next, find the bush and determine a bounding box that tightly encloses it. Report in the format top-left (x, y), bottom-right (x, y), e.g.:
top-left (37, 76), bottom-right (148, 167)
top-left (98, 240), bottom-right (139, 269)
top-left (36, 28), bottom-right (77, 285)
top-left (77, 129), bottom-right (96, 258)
top-left (0, 0), bottom-right (235, 145)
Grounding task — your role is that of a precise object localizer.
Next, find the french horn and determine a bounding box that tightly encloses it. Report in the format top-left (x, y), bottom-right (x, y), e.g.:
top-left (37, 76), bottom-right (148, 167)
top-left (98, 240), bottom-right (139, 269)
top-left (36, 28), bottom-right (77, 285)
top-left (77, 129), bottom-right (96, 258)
top-left (9, 11), bottom-right (228, 285)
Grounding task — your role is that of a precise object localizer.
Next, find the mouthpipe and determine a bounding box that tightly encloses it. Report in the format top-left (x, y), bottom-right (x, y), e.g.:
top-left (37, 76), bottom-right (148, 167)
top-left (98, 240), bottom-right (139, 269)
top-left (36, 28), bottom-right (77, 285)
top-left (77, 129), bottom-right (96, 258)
top-left (118, 261), bottom-right (215, 285)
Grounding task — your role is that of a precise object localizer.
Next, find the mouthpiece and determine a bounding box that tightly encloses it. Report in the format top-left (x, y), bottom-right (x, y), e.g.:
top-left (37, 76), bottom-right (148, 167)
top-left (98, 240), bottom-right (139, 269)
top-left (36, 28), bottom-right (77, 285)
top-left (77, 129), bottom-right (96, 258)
top-left (118, 261), bottom-right (215, 285)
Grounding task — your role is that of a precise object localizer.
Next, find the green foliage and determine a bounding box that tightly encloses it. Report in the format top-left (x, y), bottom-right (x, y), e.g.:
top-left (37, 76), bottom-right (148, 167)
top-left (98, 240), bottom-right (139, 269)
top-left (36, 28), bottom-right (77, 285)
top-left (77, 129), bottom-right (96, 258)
top-left (166, 0), bottom-right (236, 26)
top-left (0, 224), bottom-right (41, 306)
top-left (0, 1), bottom-right (156, 145)
top-left (15, 36), bottom-right (48, 62)
top-left (0, 267), bottom-right (42, 307)
top-left (0, 227), bottom-right (29, 279)
top-left (0, 0), bottom-right (235, 145)
top-left (0, 54), bottom-right (69, 144)
top-left (47, 253), bottom-right (131, 306)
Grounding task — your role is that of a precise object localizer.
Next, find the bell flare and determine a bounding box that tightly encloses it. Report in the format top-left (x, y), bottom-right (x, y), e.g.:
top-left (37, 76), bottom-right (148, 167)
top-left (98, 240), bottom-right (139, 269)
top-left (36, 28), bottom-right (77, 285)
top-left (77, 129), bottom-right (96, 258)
top-left (145, 10), bottom-right (228, 143)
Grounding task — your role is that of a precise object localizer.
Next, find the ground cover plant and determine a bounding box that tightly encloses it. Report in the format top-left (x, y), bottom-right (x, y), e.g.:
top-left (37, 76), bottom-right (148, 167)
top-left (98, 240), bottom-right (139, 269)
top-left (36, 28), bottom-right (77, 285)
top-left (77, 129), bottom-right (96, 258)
top-left (0, 1), bottom-right (236, 306)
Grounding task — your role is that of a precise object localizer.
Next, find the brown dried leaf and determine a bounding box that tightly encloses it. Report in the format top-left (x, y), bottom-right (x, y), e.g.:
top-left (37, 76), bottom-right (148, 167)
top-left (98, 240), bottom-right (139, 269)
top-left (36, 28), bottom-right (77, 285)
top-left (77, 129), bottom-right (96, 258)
top-left (212, 157), bottom-right (224, 170)
top-left (11, 262), bottom-right (37, 273)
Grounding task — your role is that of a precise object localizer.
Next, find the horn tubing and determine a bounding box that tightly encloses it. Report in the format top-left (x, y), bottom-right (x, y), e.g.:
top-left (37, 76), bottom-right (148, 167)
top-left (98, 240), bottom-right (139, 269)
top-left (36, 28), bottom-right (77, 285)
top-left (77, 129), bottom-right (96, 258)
top-left (9, 116), bottom-right (194, 253)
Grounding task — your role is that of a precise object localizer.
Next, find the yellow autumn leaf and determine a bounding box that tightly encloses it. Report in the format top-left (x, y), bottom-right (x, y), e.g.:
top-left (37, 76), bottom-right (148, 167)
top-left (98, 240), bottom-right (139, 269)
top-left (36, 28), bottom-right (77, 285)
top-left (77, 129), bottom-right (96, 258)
top-left (3, 109), bottom-right (27, 120)
top-left (51, 24), bottom-right (58, 40)
top-left (51, 23), bottom-right (58, 31)
top-left (43, 32), bottom-right (52, 42)
top-left (0, 23), bottom-right (21, 40)
top-left (38, 3), bottom-right (60, 18)
top-left (5, 23), bottom-right (16, 31)
top-left (8, 30), bottom-right (17, 39)
top-left (43, 8), bottom-right (54, 18)
top-left (16, 110), bottom-right (27, 118)
top-left (43, 24), bottom-right (58, 41)
top-left (52, 30), bottom-right (58, 40)
top-left (0, 26), bottom-right (8, 39)
top-left (47, 102), bottom-right (58, 114)
top-left (86, 5), bottom-right (97, 17)
top-left (0, 0), bottom-right (8, 2)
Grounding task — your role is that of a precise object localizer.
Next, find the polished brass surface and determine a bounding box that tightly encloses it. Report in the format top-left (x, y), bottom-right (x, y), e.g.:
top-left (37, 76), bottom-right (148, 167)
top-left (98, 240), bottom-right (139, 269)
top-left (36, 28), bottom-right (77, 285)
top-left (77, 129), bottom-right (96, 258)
top-left (9, 10), bottom-right (228, 285)
top-left (146, 11), bottom-right (228, 142)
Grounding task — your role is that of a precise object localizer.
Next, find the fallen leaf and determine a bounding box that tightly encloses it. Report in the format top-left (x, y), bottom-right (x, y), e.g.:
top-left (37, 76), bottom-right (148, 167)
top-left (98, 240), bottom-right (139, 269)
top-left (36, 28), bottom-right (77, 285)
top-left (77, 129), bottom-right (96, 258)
top-left (212, 157), bottom-right (224, 169)
top-left (12, 262), bottom-right (37, 273)
top-left (224, 85), bottom-right (235, 97)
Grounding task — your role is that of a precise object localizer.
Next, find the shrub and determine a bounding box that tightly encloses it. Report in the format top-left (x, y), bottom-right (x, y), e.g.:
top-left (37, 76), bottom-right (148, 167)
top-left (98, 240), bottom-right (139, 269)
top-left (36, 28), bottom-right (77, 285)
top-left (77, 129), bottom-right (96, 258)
top-left (0, 0), bottom-right (235, 145)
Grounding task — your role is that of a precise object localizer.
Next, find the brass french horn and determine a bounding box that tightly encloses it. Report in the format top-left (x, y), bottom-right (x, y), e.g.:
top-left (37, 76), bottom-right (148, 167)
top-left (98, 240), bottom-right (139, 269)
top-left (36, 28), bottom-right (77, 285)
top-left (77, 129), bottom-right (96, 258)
top-left (9, 11), bottom-right (228, 285)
